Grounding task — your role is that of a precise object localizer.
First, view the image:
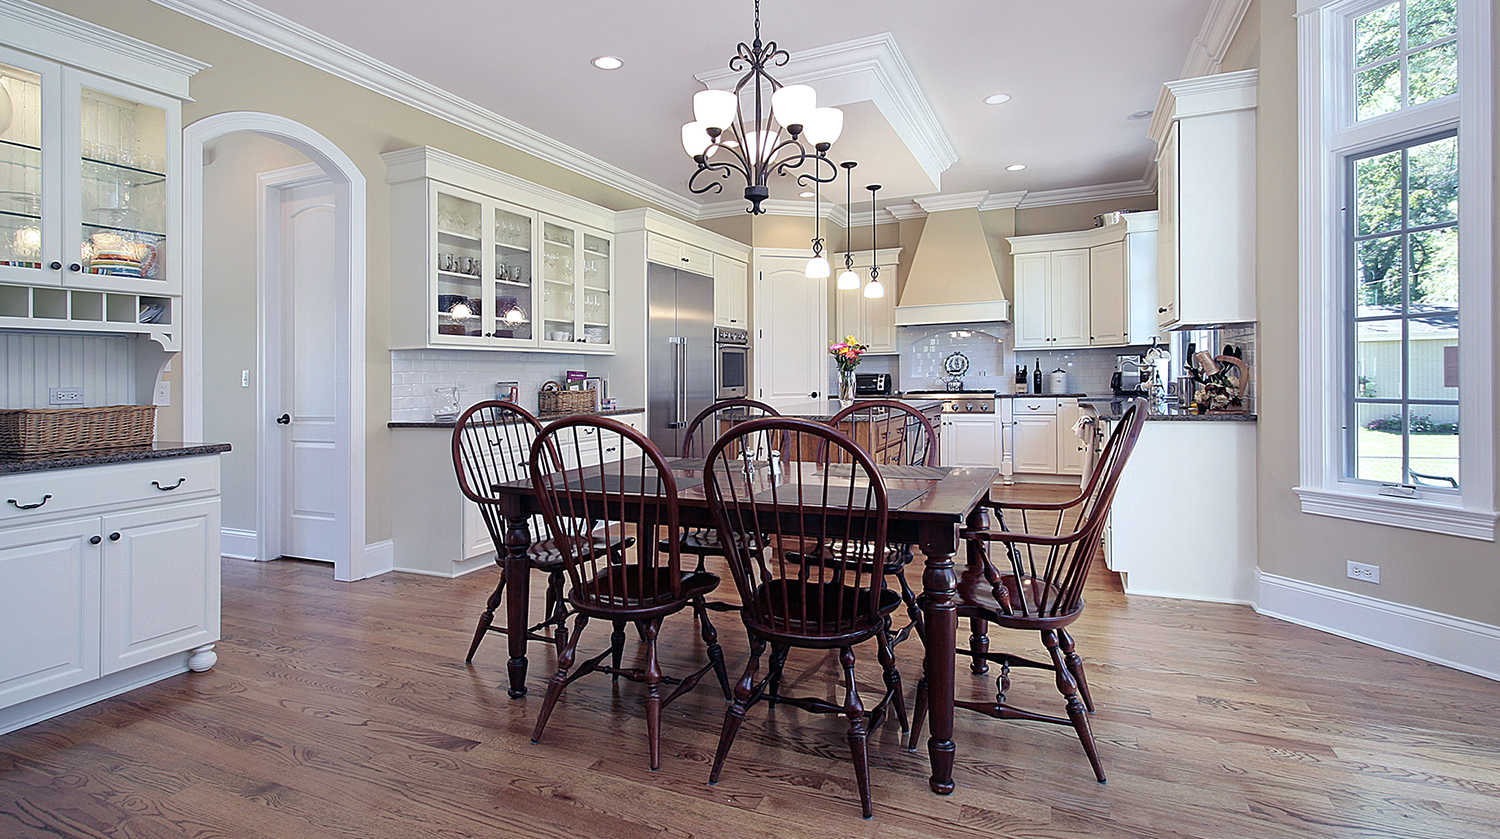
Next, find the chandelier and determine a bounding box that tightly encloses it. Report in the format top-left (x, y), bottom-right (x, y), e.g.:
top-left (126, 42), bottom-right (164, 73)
top-left (681, 0), bottom-right (843, 214)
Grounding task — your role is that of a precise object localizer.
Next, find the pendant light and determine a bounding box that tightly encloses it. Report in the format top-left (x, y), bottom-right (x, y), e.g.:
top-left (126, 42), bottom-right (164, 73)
top-left (804, 178), bottom-right (829, 278)
top-left (863, 183), bottom-right (885, 299)
top-left (836, 161), bottom-right (860, 290)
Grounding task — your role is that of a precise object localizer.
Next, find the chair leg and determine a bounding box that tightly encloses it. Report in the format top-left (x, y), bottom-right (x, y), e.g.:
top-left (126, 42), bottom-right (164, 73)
top-left (693, 597), bottom-right (732, 700)
top-left (969, 616), bottom-right (990, 675)
top-left (610, 620), bottom-right (627, 682)
top-left (766, 644), bottom-right (789, 709)
top-left (710, 635), bottom-right (765, 785)
top-left (840, 646), bottom-right (873, 819)
top-left (548, 571), bottom-right (570, 653)
top-left (908, 671), bottom-right (927, 752)
top-left (532, 614), bottom-right (588, 746)
top-left (643, 619), bottom-right (663, 771)
top-left (465, 565), bottom-right (506, 663)
top-left (1058, 628), bottom-right (1093, 713)
top-left (877, 624), bottom-right (908, 734)
top-left (1042, 629), bottom-right (1105, 783)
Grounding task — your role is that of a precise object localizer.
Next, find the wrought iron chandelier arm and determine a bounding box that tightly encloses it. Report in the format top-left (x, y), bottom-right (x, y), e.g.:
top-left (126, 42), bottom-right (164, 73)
top-left (792, 154), bottom-right (840, 186)
top-left (687, 158), bottom-right (747, 196)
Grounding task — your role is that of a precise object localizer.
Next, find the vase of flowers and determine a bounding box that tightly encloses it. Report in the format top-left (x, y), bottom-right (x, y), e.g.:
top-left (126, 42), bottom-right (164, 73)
top-left (828, 335), bottom-right (869, 405)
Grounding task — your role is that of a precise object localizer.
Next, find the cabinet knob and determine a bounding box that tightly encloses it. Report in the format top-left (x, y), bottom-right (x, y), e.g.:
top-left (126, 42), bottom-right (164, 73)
top-left (49, 261), bottom-right (62, 271)
top-left (108, 532), bottom-right (121, 541)
top-left (68, 263), bottom-right (82, 272)
top-left (90, 535), bottom-right (102, 545)
top-left (276, 413), bottom-right (291, 425)
top-left (810, 391), bottom-right (819, 398)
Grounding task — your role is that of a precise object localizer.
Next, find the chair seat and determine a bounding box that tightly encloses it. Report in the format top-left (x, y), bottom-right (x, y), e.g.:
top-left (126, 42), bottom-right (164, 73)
top-left (953, 572), bottom-right (1083, 630)
top-left (746, 581), bottom-right (902, 646)
top-left (528, 533), bottom-right (634, 572)
top-left (570, 566), bottom-right (720, 615)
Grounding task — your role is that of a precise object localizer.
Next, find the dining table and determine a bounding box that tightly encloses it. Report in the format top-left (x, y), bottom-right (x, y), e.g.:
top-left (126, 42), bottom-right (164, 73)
top-left (487, 455), bottom-right (999, 795)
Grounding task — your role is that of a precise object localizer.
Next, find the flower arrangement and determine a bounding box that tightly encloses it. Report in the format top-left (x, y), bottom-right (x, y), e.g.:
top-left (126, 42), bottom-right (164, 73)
top-left (828, 335), bottom-right (869, 372)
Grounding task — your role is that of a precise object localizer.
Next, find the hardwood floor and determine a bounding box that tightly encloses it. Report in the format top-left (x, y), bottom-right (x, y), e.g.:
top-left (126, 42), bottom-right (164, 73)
top-left (4, 496), bottom-right (1499, 837)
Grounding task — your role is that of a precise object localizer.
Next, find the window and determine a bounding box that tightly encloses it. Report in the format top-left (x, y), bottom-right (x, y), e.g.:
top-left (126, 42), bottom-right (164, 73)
top-left (1296, 0), bottom-right (1494, 540)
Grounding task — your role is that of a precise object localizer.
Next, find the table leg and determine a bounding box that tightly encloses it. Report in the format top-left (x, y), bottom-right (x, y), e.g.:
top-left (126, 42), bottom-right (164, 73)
top-left (503, 508), bottom-right (533, 698)
top-left (920, 519), bottom-right (961, 795)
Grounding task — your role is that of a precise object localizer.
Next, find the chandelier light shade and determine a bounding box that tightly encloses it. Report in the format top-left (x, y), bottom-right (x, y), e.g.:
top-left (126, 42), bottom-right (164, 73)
top-left (836, 160), bottom-right (861, 289)
top-left (683, 0), bottom-right (841, 214)
top-left (864, 183), bottom-right (885, 299)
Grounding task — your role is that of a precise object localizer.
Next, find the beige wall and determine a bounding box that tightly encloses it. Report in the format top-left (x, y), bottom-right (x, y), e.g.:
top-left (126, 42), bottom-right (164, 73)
top-left (1249, 0), bottom-right (1500, 626)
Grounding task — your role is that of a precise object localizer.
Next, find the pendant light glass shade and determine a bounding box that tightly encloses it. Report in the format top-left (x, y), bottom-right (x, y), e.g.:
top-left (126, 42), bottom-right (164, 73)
top-left (837, 268), bottom-right (861, 290)
top-left (681, 122), bottom-right (713, 158)
top-left (692, 89), bottom-right (738, 130)
top-left (862, 276), bottom-right (884, 298)
top-left (770, 84), bottom-right (816, 129)
top-left (805, 255), bottom-right (830, 279)
top-left (803, 107), bottom-right (844, 146)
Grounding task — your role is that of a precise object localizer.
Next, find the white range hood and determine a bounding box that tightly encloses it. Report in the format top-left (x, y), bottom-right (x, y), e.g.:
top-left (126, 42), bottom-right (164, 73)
top-left (893, 204), bottom-right (1009, 327)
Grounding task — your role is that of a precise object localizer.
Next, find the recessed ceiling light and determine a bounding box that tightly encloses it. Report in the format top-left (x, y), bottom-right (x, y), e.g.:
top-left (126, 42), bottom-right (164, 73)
top-left (591, 55), bottom-right (624, 70)
top-left (1006, 163), bottom-right (1026, 171)
top-left (984, 93), bottom-right (1012, 105)
top-left (799, 191), bottom-right (816, 198)
top-left (1127, 109), bottom-right (1154, 121)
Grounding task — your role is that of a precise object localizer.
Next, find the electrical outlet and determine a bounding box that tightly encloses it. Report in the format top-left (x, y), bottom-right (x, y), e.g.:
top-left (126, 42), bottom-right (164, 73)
top-left (1347, 561), bottom-right (1380, 584)
top-left (49, 387), bottom-right (83, 405)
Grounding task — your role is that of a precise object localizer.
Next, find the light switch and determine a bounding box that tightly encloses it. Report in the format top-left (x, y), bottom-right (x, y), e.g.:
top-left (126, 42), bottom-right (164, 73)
top-left (155, 381), bottom-right (171, 406)
top-left (242, 370), bottom-right (250, 388)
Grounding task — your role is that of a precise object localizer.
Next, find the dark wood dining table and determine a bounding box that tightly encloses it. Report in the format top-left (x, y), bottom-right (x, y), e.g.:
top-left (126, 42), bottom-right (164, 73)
top-left (488, 456), bottom-right (999, 794)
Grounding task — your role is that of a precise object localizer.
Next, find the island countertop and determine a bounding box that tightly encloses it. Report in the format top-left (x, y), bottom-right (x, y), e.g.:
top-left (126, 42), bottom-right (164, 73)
top-left (773, 397), bottom-right (944, 422)
top-left (0, 442), bottom-right (233, 475)
top-left (389, 406), bottom-right (645, 428)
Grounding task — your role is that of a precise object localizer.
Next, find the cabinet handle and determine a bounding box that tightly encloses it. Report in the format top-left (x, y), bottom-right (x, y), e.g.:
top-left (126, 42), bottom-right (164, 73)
top-left (109, 532), bottom-right (121, 541)
top-left (49, 261), bottom-right (62, 270)
top-left (681, 257), bottom-right (689, 263)
top-left (276, 413), bottom-right (291, 425)
top-left (68, 263), bottom-right (81, 272)
top-left (1158, 306), bottom-right (1167, 313)
top-left (90, 535), bottom-right (102, 545)
top-left (7, 494), bottom-right (51, 510)
top-left (152, 477), bottom-right (187, 491)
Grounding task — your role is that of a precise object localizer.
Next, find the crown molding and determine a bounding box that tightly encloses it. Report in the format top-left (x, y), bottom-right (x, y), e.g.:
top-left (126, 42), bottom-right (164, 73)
top-left (883, 202), bottom-right (926, 221)
top-left (1016, 180), bottom-right (1156, 209)
top-left (846, 208), bottom-right (904, 227)
top-left (978, 190), bottom-right (1028, 211)
top-left (696, 197), bottom-right (850, 227)
top-left (4, 0), bottom-right (207, 98)
top-left (149, 0), bottom-right (700, 217)
top-left (697, 32), bottom-right (958, 192)
top-left (912, 190), bottom-right (990, 213)
top-left (1181, 0), bottom-right (1256, 78)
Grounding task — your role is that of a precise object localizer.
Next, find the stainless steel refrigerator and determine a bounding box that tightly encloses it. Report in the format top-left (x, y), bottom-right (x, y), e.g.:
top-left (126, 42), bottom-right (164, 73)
top-left (647, 262), bottom-right (715, 455)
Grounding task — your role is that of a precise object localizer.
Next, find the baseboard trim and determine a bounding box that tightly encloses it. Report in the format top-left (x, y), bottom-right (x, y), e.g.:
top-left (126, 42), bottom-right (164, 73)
top-left (393, 553), bottom-right (496, 579)
top-left (1256, 571), bottom-right (1500, 682)
top-left (220, 527), bottom-right (258, 560)
top-left (0, 653), bottom-right (192, 735)
top-left (355, 540), bottom-right (395, 581)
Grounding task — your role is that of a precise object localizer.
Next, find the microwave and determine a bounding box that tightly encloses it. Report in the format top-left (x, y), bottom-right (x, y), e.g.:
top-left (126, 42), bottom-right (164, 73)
top-left (855, 372), bottom-right (892, 396)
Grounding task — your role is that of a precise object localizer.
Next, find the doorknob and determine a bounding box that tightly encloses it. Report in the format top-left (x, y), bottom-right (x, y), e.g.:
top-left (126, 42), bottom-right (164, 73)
top-left (276, 413), bottom-right (290, 425)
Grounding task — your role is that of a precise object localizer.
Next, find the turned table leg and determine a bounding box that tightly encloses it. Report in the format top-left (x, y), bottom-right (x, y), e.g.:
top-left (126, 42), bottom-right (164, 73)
top-left (921, 519), bottom-right (961, 794)
top-left (503, 506), bottom-right (533, 698)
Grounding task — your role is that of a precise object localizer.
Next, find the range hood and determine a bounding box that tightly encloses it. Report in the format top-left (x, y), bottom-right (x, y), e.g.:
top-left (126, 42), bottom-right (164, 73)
top-left (893, 206), bottom-right (1009, 326)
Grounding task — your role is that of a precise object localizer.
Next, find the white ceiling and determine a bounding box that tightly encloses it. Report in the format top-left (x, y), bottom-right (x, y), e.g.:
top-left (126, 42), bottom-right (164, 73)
top-left (244, 0), bottom-right (1215, 209)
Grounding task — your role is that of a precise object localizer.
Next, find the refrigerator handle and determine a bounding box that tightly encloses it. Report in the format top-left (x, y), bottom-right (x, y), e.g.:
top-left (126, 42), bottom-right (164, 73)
top-left (668, 337), bottom-right (686, 428)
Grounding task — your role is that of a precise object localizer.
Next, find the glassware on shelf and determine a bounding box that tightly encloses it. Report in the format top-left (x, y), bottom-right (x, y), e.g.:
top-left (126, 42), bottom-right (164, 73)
top-left (432, 386), bottom-right (462, 420)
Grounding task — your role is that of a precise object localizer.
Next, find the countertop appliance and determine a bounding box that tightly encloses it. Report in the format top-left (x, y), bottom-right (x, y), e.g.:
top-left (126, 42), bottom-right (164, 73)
top-left (648, 262), bottom-right (715, 454)
top-left (1111, 355), bottom-right (1149, 397)
top-left (855, 372), bottom-right (893, 396)
top-left (714, 326), bottom-right (749, 401)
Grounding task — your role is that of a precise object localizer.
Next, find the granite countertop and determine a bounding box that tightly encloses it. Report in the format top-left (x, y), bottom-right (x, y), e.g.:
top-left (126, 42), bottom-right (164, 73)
top-left (389, 406), bottom-right (645, 428)
top-left (1080, 396), bottom-right (1257, 422)
top-left (778, 397), bottom-right (944, 422)
top-left (0, 442), bottom-right (233, 475)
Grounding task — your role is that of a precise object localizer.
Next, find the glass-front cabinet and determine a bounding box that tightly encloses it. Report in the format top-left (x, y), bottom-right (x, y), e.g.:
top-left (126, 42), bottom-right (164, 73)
top-left (0, 37), bottom-right (188, 346)
top-left (387, 146), bottom-right (614, 353)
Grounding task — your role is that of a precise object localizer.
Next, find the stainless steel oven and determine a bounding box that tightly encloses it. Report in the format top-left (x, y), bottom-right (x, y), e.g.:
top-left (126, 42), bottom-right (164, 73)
top-left (715, 326), bottom-right (750, 400)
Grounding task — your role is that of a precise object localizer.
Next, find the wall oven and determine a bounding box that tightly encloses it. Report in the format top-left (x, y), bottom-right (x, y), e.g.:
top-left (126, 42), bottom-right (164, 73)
top-left (715, 326), bottom-right (750, 400)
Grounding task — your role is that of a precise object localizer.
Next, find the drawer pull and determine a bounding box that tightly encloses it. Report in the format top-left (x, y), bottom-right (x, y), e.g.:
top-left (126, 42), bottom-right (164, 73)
top-left (7, 494), bottom-right (52, 510)
top-left (109, 532), bottom-right (121, 541)
top-left (152, 477), bottom-right (187, 491)
top-left (90, 535), bottom-right (102, 545)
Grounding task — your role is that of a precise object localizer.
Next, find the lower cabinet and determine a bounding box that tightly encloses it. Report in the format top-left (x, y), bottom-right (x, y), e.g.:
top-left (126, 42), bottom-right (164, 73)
top-left (1011, 413), bottom-right (1059, 474)
top-left (1009, 397), bottom-right (1087, 479)
top-left (0, 456), bottom-right (223, 733)
top-left (940, 414), bottom-right (1001, 468)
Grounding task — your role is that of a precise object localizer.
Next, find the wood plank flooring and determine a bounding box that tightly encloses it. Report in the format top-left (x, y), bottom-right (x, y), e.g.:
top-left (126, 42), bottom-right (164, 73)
top-left (4, 491), bottom-right (1499, 837)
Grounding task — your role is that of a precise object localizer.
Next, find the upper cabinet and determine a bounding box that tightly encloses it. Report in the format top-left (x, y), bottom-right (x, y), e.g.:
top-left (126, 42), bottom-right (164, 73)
top-left (832, 247), bottom-right (901, 354)
top-left (1149, 70), bottom-right (1257, 329)
top-left (0, 11), bottom-right (204, 349)
top-left (712, 254), bottom-right (747, 328)
top-left (385, 147), bottom-right (617, 353)
top-left (1008, 213), bottom-right (1157, 351)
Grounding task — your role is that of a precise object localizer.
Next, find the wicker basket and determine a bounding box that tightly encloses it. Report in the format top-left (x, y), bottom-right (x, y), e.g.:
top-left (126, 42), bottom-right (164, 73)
top-left (0, 405), bottom-right (157, 457)
top-left (537, 381), bottom-right (597, 415)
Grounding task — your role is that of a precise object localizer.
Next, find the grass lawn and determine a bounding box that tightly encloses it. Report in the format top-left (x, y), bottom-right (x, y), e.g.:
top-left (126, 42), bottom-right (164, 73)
top-left (1356, 427), bottom-right (1460, 484)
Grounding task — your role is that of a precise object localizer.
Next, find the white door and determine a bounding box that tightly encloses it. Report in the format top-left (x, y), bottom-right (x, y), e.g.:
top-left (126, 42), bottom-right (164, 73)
top-left (754, 253), bottom-right (828, 405)
top-left (278, 181), bottom-right (343, 563)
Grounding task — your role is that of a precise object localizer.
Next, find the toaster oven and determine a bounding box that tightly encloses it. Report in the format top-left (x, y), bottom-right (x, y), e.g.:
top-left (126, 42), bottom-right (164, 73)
top-left (854, 372), bottom-right (893, 396)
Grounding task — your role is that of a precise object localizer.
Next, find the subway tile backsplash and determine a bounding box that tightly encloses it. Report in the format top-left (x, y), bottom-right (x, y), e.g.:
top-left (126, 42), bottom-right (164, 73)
top-left (390, 349), bottom-right (603, 421)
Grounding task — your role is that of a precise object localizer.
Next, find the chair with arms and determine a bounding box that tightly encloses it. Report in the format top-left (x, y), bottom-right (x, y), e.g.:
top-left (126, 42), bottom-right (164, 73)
top-left (703, 417), bottom-right (907, 819)
top-left (527, 416), bottom-right (732, 770)
top-left (907, 400), bottom-right (1147, 783)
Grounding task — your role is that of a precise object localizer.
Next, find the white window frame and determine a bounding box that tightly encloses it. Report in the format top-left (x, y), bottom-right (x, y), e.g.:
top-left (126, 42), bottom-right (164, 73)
top-left (1295, 0), bottom-right (1496, 540)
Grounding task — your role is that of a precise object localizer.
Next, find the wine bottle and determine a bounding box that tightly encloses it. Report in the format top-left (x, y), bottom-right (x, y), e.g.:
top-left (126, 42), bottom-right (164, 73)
top-left (1033, 359), bottom-right (1042, 394)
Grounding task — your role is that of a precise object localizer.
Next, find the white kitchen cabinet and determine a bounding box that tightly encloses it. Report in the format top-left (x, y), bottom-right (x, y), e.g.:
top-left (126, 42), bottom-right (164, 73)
top-left (0, 453), bottom-right (223, 734)
top-left (1056, 398), bottom-right (1089, 477)
top-left (1150, 70), bottom-right (1257, 329)
top-left (0, 12), bottom-right (204, 350)
top-left (713, 254), bottom-right (748, 328)
top-left (1011, 248), bottom-right (1088, 349)
top-left (647, 232), bottom-right (714, 275)
top-left (1009, 397), bottom-right (1087, 479)
top-left (385, 147), bottom-right (617, 353)
top-left (832, 247), bottom-right (901, 354)
top-left (940, 414), bottom-right (1001, 468)
top-left (1088, 214), bottom-right (1160, 346)
top-left (1012, 413), bottom-right (1059, 474)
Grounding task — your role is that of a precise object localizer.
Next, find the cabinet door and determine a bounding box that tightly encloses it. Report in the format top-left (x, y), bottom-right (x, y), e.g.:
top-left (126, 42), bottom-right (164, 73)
top-left (1089, 241), bottom-right (1127, 346)
top-left (490, 201), bottom-right (536, 344)
top-left (432, 186), bottom-right (488, 345)
top-left (1012, 414), bottom-right (1059, 473)
top-left (713, 255), bottom-right (748, 327)
top-left (0, 48), bottom-right (61, 289)
top-left (100, 500), bottom-right (218, 675)
top-left (0, 518), bottom-right (100, 708)
top-left (943, 416), bottom-right (1000, 467)
top-left (1056, 400), bottom-right (1089, 476)
top-left (1012, 252), bottom-right (1050, 349)
top-left (861, 287), bottom-right (897, 354)
top-left (579, 228), bottom-right (612, 349)
top-left (1048, 249), bottom-right (1090, 347)
top-left (1157, 122), bottom-right (1180, 328)
top-left (539, 218), bottom-right (580, 346)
